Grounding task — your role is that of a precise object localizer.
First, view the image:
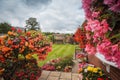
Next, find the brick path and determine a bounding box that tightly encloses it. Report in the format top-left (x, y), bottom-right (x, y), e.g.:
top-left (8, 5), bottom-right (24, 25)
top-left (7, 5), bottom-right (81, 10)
top-left (38, 70), bottom-right (81, 80)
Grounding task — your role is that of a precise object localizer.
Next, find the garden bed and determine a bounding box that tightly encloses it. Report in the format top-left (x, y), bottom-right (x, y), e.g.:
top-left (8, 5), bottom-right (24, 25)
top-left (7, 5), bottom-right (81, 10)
top-left (42, 56), bottom-right (74, 72)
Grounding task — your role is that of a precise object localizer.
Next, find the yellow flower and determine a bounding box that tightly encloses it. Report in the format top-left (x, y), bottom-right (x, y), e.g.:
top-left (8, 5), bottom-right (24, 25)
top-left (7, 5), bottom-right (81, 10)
top-left (97, 67), bottom-right (101, 70)
top-left (87, 66), bottom-right (94, 72)
top-left (25, 54), bottom-right (32, 59)
top-left (93, 68), bottom-right (98, 73)
top-left (8, 31), bottom-right (13, 35)
top-left (99, 71), bottom-right (103, 76)
top-left (56, 66), bottom-right (61, 69)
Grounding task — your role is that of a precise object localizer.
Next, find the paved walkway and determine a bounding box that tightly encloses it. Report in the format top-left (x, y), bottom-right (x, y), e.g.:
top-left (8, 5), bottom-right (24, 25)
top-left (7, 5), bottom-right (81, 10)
top-left (72, 60), bottom-right (79, 73)
top-left (38, 70), bottom-right (81, 80)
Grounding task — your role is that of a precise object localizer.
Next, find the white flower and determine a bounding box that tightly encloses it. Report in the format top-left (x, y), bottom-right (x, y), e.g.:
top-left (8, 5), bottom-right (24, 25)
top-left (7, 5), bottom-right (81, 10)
top-left (84, 69), bottom-right (88, 72)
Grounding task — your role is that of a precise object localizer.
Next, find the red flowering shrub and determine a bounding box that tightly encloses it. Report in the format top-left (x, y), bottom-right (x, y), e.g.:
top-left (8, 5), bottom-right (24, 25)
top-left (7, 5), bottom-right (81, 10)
top-left (74, 27), bottom-right (86, 49)
top-left (0, 27), bottom-right (52, 80)
top-left (11, 59), bottom-right (41, 80)
top-left (42, 64), bottom-right (55, 71)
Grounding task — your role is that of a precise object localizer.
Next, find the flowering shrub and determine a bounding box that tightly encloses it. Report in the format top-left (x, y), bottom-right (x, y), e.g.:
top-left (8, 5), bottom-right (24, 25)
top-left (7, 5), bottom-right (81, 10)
top-left (81, 0), bottom-right (120, 67)
top-left (74, 27), bottom-right (86, 49)
top-left (0, 27), bottom-right (51, 80)
top-left (42, 56), bottom-right (74, 72)
top-left (78, 64), bottom-right (111, 80)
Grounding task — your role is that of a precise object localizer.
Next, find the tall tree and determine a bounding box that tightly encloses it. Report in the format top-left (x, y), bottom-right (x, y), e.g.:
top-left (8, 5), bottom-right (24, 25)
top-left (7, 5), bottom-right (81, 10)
top-left (0, 22), bottom-right (12, 34)
top-left (25, 17), bottom-right (41, 31)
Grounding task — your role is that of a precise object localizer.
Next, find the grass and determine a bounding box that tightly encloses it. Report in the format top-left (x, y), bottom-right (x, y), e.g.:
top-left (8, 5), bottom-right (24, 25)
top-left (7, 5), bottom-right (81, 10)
top-left (36, 44), bottom-right (75, 66)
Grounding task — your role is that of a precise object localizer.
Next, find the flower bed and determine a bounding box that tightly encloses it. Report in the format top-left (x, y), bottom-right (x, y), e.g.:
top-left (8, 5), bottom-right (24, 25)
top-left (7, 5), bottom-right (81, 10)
top-left (42, 56), bottom-right (74, 72)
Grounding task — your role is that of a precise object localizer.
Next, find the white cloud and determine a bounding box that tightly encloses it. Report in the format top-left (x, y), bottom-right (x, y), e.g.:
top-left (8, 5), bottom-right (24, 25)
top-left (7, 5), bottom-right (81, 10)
top-left (0, 0), bottom-right (85, 33)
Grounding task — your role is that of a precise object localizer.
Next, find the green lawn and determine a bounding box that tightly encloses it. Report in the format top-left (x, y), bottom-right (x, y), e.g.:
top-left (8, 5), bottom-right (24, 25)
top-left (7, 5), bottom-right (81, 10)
top-left (37, 44), bottom-right (75, 66)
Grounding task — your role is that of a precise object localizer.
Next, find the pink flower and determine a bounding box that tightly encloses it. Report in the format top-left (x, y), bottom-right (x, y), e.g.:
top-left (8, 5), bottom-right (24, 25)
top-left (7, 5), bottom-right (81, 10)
top-left (85, 19), bottom-right (100, 32)
top-left (97, 38), bottom-right (111, 55)
top-left (111, 44), bottom-right (119, 53)
top-left (101, 19), bottom-right (109, 33)
top-left (103, 0), bottom-right (114, 5)
top-left (109, 2), bottom-right (120, 12)
top-left (92, 11), bottom-right (100, 18)
top-left (104, 0), bottom-right (120, 12)
top-left (82, 0), bottom-right (92, 20)
top-left (86, 33), bottom-right (91, 40)
top-left (93, 35), bottom-right (98, 42)
top-left (113, 51), bottom-right (120, 61)
top-left (85, 44), bottom-right (96, 54)
top-left (97, 38), bottom-right (120, 67)
top-left (85, 19), bottom-right (111, 42)
top-left (85, 25), bottom-right (91, 31)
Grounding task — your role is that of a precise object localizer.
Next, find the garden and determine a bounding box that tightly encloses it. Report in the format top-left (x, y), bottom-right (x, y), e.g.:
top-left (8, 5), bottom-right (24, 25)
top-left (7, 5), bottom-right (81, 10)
top-left (0, 0), bottom-right (120, 80)
top-left (38, 44), bottom-right (75, 72)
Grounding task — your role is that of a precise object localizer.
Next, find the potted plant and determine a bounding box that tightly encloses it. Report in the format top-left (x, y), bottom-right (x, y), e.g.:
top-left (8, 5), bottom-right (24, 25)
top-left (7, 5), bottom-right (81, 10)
top-left (78, 64), bottom-right (111, 80)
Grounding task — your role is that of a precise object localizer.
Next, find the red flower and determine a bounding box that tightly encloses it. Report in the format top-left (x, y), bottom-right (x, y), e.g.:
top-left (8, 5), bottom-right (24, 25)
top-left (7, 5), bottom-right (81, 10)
top-left (7, 40), bottom-right (13, 45)
top-left (17, 28), bottom-right (22, 33)
top-left (26, 32), bottom-right (31, 36)
top-left (106, 78), bottom-right (109, 80)
top-left (11, 27), bottom-right (16, 31)
top-left (97, 78), bottom-right (104, 80)
top-left (0, 55), bottom-right (5, 63)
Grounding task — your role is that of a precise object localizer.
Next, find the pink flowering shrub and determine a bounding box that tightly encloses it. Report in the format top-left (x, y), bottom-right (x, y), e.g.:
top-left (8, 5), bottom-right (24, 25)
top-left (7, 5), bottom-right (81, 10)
top-left (82, 0), bottom-right (120, 68)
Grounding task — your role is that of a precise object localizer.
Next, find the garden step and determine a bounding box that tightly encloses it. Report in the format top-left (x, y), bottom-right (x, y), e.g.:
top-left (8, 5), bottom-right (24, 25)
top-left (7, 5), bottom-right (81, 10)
top-left (38, 70), bottom-right (81, 80)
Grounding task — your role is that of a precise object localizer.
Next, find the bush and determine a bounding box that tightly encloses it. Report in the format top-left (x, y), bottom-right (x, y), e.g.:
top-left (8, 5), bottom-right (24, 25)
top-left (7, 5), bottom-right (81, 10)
top-left (0, 27), bottom-right (51, 80)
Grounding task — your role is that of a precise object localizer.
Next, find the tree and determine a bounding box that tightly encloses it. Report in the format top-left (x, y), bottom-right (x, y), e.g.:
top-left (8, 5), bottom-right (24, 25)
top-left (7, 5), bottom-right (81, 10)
top-left (25, 17), bottom-right (41, 31)
top-left (0, 22), bottom-right (12, 34)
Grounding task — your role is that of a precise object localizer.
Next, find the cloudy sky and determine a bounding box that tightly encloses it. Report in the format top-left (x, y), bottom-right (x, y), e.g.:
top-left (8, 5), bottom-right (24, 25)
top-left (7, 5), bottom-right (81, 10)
top-left (0, 0), bottom-right (85, 33)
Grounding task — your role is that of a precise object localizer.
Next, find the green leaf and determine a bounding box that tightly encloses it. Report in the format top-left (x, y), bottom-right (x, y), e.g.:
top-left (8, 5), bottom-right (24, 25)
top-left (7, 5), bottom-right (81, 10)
top-left (109, 33), bottom-right (120, 40)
